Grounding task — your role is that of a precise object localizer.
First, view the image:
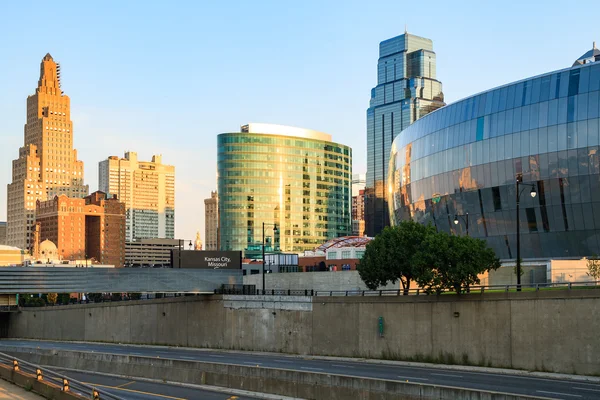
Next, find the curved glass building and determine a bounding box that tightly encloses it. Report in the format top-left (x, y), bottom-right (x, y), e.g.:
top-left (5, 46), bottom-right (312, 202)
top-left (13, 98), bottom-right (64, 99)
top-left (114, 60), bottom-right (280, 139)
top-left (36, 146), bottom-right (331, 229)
top-left (389, 46), bottom-right (600, 259)
top-left (218, 123), bottom-right (352, 257)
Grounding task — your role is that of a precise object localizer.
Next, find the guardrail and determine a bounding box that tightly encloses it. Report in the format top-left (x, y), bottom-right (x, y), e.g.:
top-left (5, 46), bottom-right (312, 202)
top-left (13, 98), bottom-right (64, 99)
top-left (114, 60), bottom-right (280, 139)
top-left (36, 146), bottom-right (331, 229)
top-left (247, 280), bottom-right (600, 297)
top-left (0, 351), bottom-right (124, 399)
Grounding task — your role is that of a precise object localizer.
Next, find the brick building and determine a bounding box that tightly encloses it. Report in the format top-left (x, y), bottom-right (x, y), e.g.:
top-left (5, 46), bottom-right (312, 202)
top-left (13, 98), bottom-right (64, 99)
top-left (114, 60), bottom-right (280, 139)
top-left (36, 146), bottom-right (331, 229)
top-left (35, 191), bottom-right (125, 267)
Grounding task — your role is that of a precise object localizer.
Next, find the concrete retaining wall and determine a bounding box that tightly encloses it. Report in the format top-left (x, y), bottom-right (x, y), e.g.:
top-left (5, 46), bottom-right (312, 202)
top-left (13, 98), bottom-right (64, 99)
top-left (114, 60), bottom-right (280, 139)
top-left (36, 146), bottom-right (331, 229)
top-left (3, 347), bottom-right (547, 400)
top-left (6, 290), bottom-right (600, 375)
top-left (243, 271), bottom-right (399, 291)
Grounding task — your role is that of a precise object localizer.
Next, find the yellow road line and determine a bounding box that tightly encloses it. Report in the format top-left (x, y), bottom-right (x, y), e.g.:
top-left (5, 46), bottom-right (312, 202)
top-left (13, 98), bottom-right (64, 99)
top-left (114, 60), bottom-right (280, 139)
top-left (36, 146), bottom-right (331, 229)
top-left (116, 380), bottom-right (136, 388)
top-left (83, 382), bottom-right (186, 400)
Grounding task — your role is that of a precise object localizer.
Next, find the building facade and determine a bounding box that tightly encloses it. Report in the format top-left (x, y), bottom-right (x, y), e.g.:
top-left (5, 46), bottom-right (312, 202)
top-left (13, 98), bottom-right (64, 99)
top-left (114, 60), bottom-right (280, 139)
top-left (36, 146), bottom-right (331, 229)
top-left (365, 32), bottom-right (445, 237)
top-left (0, 222), bottom-right (6, 245)
top-left (125, 238), bottom-right (180, 267)
top-left (204, 191), bottom-right (219, 250)
top-left (352, 173), bottom-right (366, 236)
top-left (389, 45), bottom-right (600, 259)
top-left (99, 152), bottom-right (175, 241)
top-left (35, 191), bottom-right (125, 266)
top-left (218, 123), bottom-right (352, 256)
top-left (7, 54), bottom-right (88, 251)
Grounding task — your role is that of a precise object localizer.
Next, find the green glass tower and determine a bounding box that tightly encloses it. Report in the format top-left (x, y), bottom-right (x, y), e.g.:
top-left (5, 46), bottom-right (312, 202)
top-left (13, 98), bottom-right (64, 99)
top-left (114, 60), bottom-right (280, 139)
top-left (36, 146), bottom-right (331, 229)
top-left (218, 123), bottom-right (352, 257)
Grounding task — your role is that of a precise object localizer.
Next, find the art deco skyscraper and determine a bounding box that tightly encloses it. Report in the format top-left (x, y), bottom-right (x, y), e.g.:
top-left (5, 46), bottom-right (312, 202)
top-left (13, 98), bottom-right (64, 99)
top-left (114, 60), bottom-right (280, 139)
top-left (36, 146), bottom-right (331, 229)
top-left (204, 191), bottom-right (219, 251)
top-left (99, 152), bottom-right (175, 241)
top-left (365, 32), bottom-right (445, 236)
top-left (6, 54), bottom-right (88, 250)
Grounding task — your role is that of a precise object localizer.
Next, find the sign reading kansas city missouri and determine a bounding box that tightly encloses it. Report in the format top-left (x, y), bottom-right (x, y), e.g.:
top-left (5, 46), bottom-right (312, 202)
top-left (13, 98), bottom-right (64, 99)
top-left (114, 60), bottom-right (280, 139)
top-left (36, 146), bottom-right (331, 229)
top-left (194, 251), bottom-right (241, 269)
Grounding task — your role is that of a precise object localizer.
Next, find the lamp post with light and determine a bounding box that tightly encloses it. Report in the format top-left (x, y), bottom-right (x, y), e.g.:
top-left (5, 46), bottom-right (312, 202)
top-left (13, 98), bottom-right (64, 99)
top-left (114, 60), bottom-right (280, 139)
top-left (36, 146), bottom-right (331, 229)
top-left (516, 175), bottom-right (537, 291)
top-left (453, 212), bottom-right (469, 236)
top-left (262, 223), bottom-right (278, 294)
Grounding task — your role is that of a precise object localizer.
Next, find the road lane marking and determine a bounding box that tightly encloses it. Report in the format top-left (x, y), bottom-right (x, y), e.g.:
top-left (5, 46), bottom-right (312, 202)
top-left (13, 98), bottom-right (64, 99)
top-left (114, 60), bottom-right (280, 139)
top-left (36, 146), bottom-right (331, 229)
top-left (301, 367), bottom-right (324, 371)
top-left (431, 373), bottom-right (463, 378)
top-left (397, 376), bottom-right (428, 381)
top-left (274, 360), bottom-right (293, 363)
top-left (180, 356), bottom-right (196, 360)
top-left (83, 382), bottom-right (186, 399)
top-left (573, 387), bottom-right (600, 392)
top-left (332, 364), bottom-right (355, 368)
top-left (116, 381), bottom-right (136, 388)
top-left (537, 391), bottom-right (582, 398)
top-left (209, 355), bottom-right (225, 358)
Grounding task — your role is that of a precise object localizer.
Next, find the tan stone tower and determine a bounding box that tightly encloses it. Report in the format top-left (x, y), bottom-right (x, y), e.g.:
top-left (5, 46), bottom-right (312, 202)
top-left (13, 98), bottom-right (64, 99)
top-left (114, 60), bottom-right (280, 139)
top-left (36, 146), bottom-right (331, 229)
top-left (6, 54), bottom-right (88, 251)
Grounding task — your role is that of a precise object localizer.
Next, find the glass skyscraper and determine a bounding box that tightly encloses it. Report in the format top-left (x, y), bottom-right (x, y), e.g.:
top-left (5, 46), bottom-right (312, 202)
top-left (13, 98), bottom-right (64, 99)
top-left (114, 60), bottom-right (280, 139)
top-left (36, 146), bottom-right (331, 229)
top-left (218, 123), bottom-right (352, 257)
top-left (365, 32), bottom-right (445, 237)
top-left (389, 44), bottom-right (600, 259)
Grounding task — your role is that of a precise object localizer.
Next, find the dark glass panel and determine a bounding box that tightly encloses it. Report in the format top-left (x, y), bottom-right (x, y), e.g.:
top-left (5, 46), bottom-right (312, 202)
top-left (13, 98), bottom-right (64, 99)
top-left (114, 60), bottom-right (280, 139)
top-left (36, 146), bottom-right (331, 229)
top-left (578, 147), bottom-right (589, 176)
top-left (526, 207), bottom-right (538, 232)
top-left (566, 150), bottom-right (578, 179)
top-left (568, 69), bottom-right (580, 97)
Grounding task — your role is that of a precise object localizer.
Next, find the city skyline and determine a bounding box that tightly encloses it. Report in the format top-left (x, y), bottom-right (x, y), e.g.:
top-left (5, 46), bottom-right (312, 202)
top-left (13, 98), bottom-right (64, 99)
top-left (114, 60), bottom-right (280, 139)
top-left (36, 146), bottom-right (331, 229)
top-left (0, 1), bottom-right (597, 243)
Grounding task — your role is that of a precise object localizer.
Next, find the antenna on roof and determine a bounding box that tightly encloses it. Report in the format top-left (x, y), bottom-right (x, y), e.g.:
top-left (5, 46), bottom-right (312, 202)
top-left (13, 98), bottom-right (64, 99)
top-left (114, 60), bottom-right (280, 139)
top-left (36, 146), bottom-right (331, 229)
top-left (594, 41), bottom-right (597, 49)
top-left (404, 24), bottom-right (408, 34)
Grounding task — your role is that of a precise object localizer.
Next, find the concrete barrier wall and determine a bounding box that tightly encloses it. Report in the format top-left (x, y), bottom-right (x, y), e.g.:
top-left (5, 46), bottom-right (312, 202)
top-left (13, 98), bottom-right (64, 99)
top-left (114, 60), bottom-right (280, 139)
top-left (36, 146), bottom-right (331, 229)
top-left (0, 363), bottom-right (85, 400)
top-left (3, 347), bottom-right (547, 400)
top-left (243, 271), bottom-right (399, 291)
top-left (6, 290), bottom-right (600, 375)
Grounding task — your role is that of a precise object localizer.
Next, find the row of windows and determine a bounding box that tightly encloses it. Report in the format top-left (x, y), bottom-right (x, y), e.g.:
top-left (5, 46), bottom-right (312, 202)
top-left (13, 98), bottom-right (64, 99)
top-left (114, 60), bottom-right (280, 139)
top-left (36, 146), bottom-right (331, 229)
top-left (396, 62), bottom-right (600, 151)
top-left (403, 126), bottom-right (600, 183)
top-left (218, 134), bottom-right (351, 156)
top-left (397, 94), bottom-right (600, 164)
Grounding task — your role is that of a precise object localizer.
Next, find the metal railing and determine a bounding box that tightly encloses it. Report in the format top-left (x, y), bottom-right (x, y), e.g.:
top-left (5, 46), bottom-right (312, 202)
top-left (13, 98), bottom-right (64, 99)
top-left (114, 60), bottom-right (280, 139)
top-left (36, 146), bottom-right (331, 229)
top-left (250, 280), bottom-right (600, 297)
top-left (0, 351), bottom-right (125, 399)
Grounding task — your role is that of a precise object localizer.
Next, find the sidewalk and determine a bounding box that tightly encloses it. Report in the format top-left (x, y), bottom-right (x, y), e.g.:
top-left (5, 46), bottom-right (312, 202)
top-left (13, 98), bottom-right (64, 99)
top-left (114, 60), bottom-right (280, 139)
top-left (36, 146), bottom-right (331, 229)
top-left (0, 378), bottom-right (43, 399)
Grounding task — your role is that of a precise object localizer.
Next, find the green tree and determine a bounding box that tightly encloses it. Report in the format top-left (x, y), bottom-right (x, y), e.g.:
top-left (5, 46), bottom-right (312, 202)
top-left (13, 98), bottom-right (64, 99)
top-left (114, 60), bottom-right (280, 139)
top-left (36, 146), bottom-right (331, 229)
top-left (358, 221), bottom-right (436, 294)
top-left (418, 233), bottom-right (501, 294)
top-left (87, 293), bottom-right (103, 303)
top-left (47, 293), bottom-right (58, 305)
top-left (586, 255), bottom-right (600, 280)
top-left (57, 293), bottom-right (71, 304)
top-left (110, 293), bottom-right (123, 301)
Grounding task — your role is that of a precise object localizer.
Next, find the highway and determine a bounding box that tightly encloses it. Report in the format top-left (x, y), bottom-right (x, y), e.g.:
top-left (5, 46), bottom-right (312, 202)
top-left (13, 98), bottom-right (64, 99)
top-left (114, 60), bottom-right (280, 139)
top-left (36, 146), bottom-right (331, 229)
top-left (50, 370), bottom-right (259, 400)
top-left (1, 340), bottom-right (599, 400)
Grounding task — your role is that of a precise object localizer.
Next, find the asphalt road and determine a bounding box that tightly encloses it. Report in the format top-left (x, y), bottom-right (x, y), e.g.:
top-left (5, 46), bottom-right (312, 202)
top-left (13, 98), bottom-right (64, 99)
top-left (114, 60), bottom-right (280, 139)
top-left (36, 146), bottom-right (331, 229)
top-left (51, 370), bottom-right (258, 400)
top-left (1, 340), bottom-right (599, 400)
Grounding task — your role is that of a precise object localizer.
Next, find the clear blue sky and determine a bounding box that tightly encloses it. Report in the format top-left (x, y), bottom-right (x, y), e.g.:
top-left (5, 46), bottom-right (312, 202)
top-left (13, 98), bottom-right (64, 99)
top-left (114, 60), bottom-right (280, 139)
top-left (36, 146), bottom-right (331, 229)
top-left (0, 0), bottom-right (597, 242)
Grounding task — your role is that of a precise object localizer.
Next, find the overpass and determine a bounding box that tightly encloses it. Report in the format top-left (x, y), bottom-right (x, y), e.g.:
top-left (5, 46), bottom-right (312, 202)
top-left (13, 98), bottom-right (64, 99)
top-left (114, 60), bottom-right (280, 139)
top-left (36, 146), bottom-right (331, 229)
top-left (0, 267), bottom-right (242, 293)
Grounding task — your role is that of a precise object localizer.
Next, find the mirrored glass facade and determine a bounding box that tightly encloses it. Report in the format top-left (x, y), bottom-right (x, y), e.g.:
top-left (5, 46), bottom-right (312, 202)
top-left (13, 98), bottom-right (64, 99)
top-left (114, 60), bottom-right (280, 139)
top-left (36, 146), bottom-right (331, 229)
top-left (389, 54), bottom-right (600, 259)
top-left (218, 124), bottom-right (352, 257)
top-left (366, 33), bottom-right (445, 237)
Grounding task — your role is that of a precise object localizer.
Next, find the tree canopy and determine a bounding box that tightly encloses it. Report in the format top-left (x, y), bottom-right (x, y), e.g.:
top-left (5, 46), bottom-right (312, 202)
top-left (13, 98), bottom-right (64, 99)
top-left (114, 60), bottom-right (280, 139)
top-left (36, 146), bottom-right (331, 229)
top-left (357, 221), bottom-right (436, 294)
top-left (358, 221), bottom-right (501, 294)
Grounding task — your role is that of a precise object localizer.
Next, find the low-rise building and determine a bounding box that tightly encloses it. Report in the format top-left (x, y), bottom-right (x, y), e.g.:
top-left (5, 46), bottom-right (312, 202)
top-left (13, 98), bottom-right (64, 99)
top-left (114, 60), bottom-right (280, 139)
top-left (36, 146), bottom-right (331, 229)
top-left (0, 222), bottom-right (6, 245)
top-left (35, 191), bottom-right (126, 267)
top-left (0, 245), bottom-right (27, 266)
top-left (125, 238), bottom-right (181, 267)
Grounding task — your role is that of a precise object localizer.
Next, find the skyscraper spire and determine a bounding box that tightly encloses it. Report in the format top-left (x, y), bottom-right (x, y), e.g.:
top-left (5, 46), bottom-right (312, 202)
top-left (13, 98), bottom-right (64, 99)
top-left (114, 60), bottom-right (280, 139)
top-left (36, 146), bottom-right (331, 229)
top-left (37, 53), bottom-right (61, 94)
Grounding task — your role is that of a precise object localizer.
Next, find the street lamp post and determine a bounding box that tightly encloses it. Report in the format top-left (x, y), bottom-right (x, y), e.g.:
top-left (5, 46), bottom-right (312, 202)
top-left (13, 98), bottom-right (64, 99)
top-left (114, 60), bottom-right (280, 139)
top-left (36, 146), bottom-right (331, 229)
top-left (178, 239), bottom-right (183, 269)
top-left (516, 175), bottom-right (537, 291)
top-left (262, 222), bottom-right (278, 294)
top-left (453, 212), bottom-right (469, 236)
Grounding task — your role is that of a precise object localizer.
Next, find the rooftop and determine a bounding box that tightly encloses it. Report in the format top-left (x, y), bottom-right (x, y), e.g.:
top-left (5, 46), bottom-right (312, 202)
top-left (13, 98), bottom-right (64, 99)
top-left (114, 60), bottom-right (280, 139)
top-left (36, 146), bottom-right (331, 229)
top-left (240, 123), bottom-right (332, 142)
top-left (573, 42), bottom-right (600, 66)
top-left (315, 236), bottom-right (373, 252)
